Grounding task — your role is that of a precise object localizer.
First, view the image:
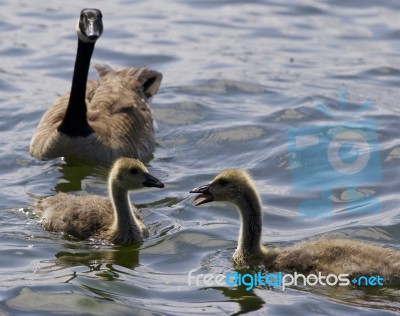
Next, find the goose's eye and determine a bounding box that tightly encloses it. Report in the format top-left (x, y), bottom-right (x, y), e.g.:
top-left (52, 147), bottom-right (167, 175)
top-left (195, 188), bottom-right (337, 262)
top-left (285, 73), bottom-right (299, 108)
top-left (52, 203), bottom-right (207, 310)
top-left (219, 179), bottom-right (228, 186)
top-left (129, 168), bottom-right (138, 175)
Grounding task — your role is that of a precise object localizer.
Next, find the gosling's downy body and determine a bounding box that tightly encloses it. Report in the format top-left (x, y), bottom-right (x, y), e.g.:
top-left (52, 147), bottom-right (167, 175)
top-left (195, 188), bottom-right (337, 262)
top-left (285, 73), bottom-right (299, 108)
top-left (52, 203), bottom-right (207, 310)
top-left (190, 170), bottom-right (400, 285)
top-left (29, 8), bottom-right (163, 164)
top-left (34, 158), bottom-right (164, 245)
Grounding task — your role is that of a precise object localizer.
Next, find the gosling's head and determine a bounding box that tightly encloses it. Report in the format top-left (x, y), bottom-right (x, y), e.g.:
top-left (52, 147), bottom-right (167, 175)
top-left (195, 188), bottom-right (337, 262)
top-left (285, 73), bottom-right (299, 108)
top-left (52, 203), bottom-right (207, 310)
top-left (110, 158), bottom-right (164, 190)
top-left (190, 169), bottom-right (258, 206)
top-left (77, 8), bottom-right (103, 43)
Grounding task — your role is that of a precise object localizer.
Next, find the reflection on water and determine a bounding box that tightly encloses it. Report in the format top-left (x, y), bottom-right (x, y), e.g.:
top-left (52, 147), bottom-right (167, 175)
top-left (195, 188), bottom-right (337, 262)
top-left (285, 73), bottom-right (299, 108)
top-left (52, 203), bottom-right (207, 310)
top-left (6, 287), bottom-right (134, 315)
top-left (55, 246), bottom-right (140, 271)
top-left (0, 0), bottom-right (399, 314)
top-left (218, 287), bottom-right (265, 316)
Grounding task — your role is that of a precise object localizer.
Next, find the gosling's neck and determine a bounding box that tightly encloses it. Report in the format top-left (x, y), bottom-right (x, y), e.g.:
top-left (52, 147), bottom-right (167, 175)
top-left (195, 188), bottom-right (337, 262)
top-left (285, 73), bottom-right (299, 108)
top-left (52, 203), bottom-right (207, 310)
top-left (108, 179), bottom-right (142, 244)
top-left (234, 188), bottom-right (264, 257)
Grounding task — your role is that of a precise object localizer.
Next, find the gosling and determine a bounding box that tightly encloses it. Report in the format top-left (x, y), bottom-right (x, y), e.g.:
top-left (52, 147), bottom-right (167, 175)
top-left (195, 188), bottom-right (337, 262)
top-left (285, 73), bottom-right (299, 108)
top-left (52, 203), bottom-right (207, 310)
top-left (33, 158), bottom-right (164, 245)
top-left (190, 169), bottom-right (400, 285)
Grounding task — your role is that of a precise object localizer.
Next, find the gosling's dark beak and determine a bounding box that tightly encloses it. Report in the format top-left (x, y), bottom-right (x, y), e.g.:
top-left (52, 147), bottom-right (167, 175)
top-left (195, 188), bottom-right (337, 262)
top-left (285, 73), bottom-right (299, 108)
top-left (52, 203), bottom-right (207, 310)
top-left (143, 173), bottom-right (164, 188)
top-left (190, 183), bottom-right (214, 206)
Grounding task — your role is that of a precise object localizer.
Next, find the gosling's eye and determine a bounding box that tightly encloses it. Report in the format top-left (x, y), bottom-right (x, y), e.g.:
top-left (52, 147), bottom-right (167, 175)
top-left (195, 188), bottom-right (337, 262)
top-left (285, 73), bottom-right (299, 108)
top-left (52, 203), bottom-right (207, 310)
top-left (129, 168), bottom-right (138, 175)
top-left (219, 179), bottom-right (228, 186)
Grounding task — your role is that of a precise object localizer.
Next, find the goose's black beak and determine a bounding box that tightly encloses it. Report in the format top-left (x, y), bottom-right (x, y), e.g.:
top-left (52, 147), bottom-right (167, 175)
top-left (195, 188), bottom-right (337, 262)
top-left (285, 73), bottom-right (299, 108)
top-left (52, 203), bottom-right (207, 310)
top-left (143, 173), bottom-right (164, 188)
top-left (85, 18), bottom-right (103, 40)
top-left (190, 184), bottom-right (214, 206)
top-left (79, 8), bottom-right (103, 42)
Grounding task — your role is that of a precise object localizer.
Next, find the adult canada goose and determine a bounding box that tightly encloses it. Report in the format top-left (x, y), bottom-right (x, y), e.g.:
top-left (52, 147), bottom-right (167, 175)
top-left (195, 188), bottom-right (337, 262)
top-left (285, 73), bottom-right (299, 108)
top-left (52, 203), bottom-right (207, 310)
top-left (33, 158), bottom-right (164, 245)
top-left (190, 170), bottom-right (400, 284)
top-left (29, 8), bottom-right (163, 164)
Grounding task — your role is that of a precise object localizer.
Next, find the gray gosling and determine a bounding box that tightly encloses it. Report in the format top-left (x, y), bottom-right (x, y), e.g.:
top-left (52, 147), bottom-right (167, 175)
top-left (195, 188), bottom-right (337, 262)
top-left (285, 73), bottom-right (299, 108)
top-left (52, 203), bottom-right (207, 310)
top-left (29, 8), bottom-right (163, 164)
top-left (190, 169), bottom-right (400, 285)
top-left (34, 158), bottom-right (164, 245)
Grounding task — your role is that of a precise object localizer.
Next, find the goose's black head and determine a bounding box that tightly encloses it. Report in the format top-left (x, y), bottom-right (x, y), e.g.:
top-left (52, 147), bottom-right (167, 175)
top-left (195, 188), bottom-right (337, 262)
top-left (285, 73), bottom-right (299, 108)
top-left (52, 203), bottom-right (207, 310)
top-left (77, 8), bottom-right (103, 43)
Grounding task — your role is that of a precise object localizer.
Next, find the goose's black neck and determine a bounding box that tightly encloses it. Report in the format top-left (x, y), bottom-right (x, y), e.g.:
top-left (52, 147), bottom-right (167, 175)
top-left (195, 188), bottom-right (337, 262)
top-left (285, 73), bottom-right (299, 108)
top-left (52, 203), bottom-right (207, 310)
top-left (57, 40), bottom-right (95, 137)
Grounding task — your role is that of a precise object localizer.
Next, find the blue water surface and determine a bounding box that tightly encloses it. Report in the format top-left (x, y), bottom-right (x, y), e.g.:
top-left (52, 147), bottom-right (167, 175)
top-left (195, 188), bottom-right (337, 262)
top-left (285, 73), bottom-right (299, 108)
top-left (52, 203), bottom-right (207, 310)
top-left (0, 0), bottom-right (399, 315)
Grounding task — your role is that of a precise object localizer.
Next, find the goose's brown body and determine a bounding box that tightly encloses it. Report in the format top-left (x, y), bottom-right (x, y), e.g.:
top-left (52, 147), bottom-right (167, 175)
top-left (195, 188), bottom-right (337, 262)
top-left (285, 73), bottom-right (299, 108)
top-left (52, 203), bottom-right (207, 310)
top-left (30, 65), bottom-right (162, 163)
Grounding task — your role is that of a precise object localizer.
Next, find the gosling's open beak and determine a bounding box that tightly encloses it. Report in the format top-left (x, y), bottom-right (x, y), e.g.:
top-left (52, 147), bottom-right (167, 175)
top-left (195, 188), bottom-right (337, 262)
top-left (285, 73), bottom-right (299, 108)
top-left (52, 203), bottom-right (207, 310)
top-left (190, 183), bottom-right (214, 206)
top-left (143, 173), bottom-right (164, 188)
